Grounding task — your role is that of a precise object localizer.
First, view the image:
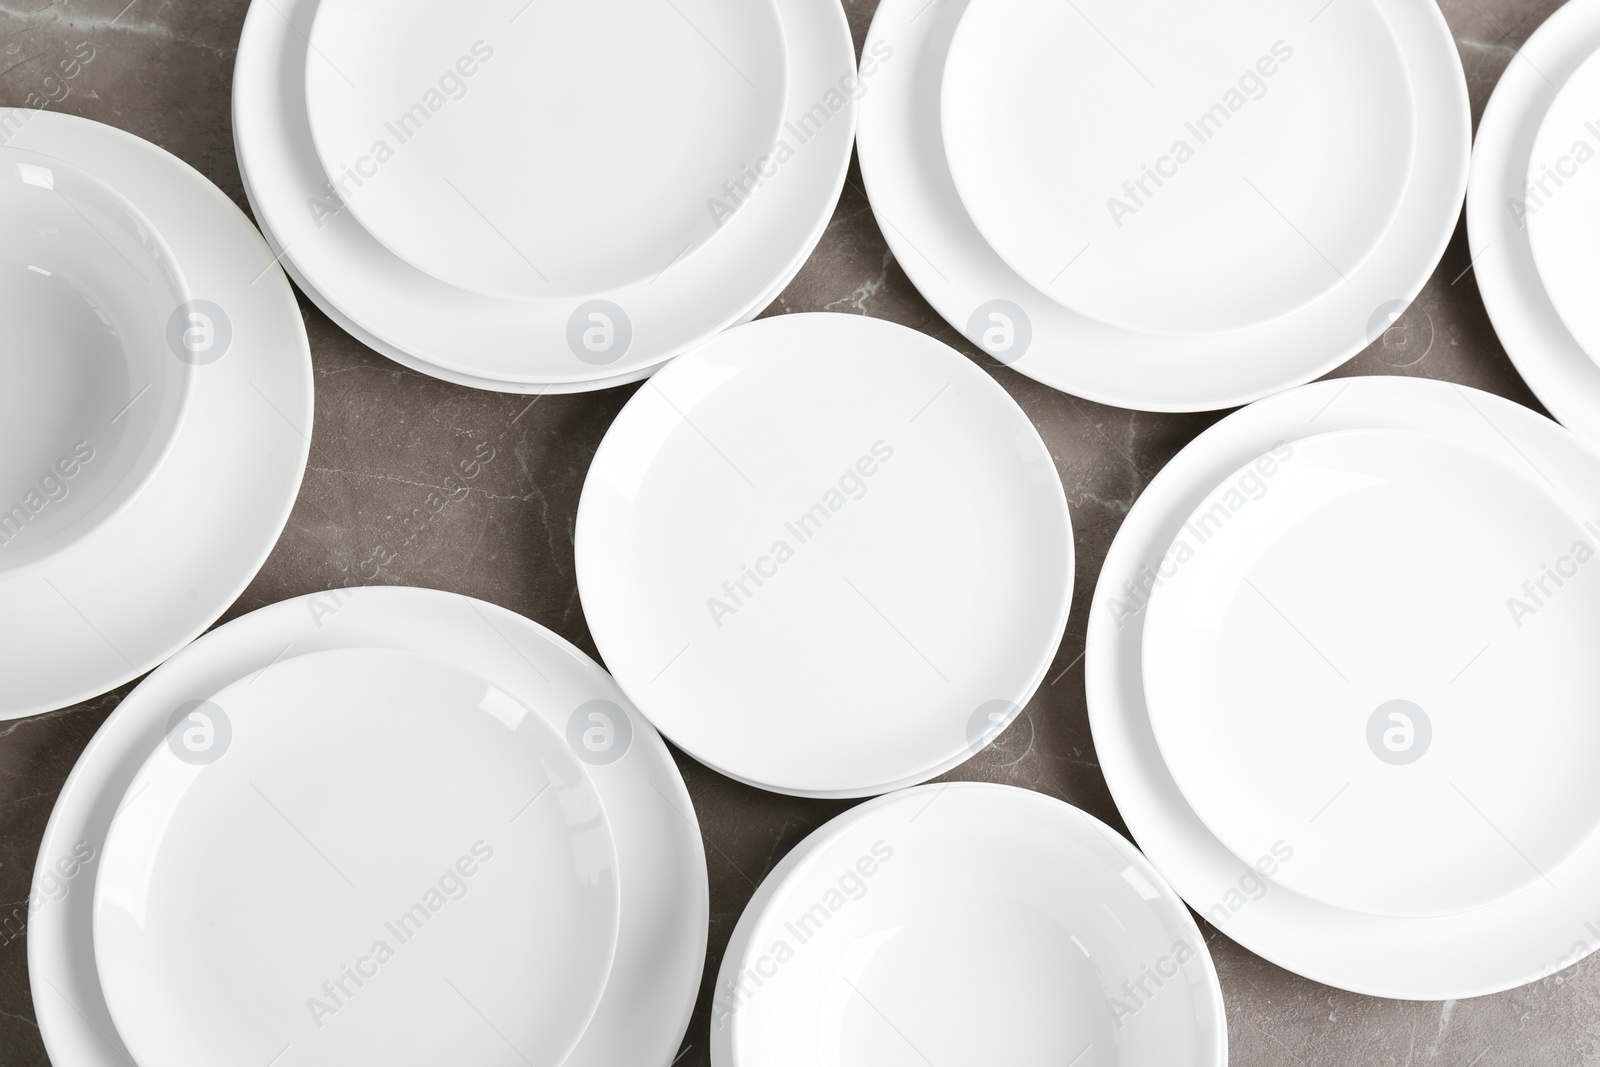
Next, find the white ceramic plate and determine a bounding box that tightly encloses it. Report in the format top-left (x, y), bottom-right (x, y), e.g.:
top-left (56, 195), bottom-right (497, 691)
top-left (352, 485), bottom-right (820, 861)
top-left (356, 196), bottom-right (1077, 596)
top-left (1088, 375), bottom-right (1600, 997)
top-left (31, 587), bottom-right (708, 1067)
top-left (306, 0), bottom-right (788, 300)
top-left (711, 783), bottom-right (1226, 1067)
top-left (1526, 49), bottom-right (1600, 370)
top-left (95, 646), bottom-right (621, 1067)
top-left (941, 0), bottom-right (1415, 336)
top-left (0, 145), bottom-right (194, 575)
top-left (856, 0), bottom-right (1467, 412)
top-left (234, 0), bottom-right (854, 386)
top-left (576, 314), bottom-right (1073, 797)
top-left (0, 110), bottom-right (311, 718)
top-left (1142, 427), bottom-right (1600, 918)
top-left (1468, 0), bottom-right (1600, 445)
top-left (241, 160), bottom-right (801, 395)
top-left (244, 182), bottom-right (665, 394)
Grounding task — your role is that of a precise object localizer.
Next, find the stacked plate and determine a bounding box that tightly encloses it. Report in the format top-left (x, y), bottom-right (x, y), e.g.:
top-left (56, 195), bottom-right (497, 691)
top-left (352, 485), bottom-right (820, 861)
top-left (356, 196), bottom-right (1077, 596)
top-left (1089, 374), bottom-right (1600, 998)
top-left (1470, 0), bottom-right (1600, 444)
top-left (233, 0), bottom-right (858, 393)
top-left (0, 110), bottom-right (311, 719)
top-left (31, 587), bottom-right (708, 1067)
top-left (575, 312), bottom-right (1074, 797)
top-left (858, 0), bottom-right (1470, 412)
top-left (712, 783), bottom-right (1227, 1067)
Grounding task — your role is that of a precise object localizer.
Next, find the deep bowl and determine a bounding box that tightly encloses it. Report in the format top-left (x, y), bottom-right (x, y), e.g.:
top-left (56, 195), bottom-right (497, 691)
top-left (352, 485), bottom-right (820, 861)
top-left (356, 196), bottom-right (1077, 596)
top-left (0, 146), bottom-right (193, 575)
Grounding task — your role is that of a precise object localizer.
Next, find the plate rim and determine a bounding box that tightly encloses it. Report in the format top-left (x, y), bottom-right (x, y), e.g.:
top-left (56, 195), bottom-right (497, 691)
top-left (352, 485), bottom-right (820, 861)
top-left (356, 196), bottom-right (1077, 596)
top-left (1467, 0), bottom-right (1600, 443)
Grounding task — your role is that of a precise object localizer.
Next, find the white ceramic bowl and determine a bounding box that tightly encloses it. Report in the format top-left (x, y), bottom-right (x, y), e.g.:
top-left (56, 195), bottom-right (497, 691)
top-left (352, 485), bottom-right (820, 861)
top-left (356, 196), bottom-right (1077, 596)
top-left (0, 146), bottom-right (191, 575)
top-left (716, 784), bottom-right (1227, 1067)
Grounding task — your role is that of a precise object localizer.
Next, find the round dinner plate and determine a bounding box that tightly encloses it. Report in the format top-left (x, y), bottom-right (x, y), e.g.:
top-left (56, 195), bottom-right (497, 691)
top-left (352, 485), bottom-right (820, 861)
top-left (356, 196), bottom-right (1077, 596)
top-left (1088, 376), bottom-right (1600, 998)
top-left (941, 0), bottom-right (1415, 336)
top-left (0, 109), bottom-right (311, 718)
top-left (576, 314), bottom-right (1073, 797)
top-left (711, 783), bottom-right (1227, 1067)
top-left (30, 587), bottom-right (708, 1067)
top-left (1142, 427), bottom-right (1600, 918)
top-left (305, 0), bottom-right (789, 301)
top-left (234, 0), bottom-right (855, 386)
top-left (1468, 0), bottom-right (1600, 444)
top-left (1526, 48), bottom-right (1600, 371)
top-left (95, 647), bottom-right (621, 1067)
top-left (857, 0), bottom-right (1467, 412)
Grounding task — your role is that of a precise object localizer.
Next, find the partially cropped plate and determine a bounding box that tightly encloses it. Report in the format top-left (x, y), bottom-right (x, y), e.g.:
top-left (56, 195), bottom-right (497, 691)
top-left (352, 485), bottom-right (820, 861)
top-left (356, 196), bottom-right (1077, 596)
top-left (236, 0), bottom-right (853, 386)
top-left (857, 0), bottom-right (1467, 410)
top-left (1089, 376), bottom-right (1600, 998)
top-left (0, 110), bottom-right (312, 719)
top-left (717, 783), bottom-right (1227, 1067)
top-left (305, 0), bottom-right (788, 300)
top-left (1526, 48), bottom-right (1600, 371)
top-left (1469, 0), bottom-right (1600, 444)
top-left (1143, 427), bottom-right (1600, 918)
top-left (941, 0), bottom-right (1415, 335)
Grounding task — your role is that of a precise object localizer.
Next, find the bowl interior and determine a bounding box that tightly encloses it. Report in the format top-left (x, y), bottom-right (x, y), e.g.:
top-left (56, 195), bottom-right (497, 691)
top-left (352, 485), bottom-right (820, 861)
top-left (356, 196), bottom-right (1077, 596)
top-left (0, 147), bottom-right (191, 574)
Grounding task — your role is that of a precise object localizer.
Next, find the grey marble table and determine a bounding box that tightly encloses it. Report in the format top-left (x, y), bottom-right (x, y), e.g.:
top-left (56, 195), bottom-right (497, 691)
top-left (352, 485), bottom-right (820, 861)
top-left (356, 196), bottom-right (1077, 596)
top-left (0, 0), bottom-right (1592, 1063)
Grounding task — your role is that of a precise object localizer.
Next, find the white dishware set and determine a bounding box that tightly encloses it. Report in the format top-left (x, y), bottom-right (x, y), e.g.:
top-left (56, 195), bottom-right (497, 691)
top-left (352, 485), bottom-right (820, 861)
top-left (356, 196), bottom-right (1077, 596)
top-left (1470, 0), bottom-right (1600, 444)
top-left (575, 311), bottom-right (1230, 1064)
top-left (19, 0), bottom-right (1600, 1063)
top-left (858, 0), bottom-right (1470, 411)
top-left (233, 0), bottom-right (859, 394)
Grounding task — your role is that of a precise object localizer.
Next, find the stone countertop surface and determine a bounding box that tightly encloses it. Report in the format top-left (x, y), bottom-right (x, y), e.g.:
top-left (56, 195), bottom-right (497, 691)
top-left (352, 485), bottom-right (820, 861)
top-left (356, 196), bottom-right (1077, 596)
top-left (0, 0), bottom-right (1591, 1063)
